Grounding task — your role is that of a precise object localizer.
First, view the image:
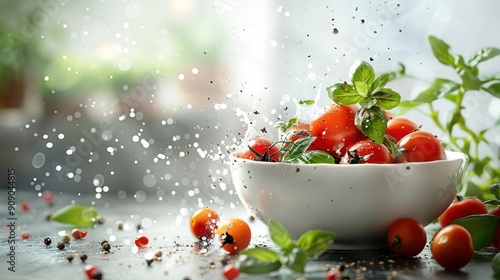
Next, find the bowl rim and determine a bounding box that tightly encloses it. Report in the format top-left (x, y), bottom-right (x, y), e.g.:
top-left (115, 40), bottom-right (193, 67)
top-left (228, 150), bottom-right (468, 167)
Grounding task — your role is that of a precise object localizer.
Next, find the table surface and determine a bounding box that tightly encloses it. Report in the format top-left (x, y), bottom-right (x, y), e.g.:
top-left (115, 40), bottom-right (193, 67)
top-left (0, 190), bottom-right (498, 280)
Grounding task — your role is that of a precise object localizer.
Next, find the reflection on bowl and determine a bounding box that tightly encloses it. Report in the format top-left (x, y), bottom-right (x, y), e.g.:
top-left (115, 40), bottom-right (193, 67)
top-left (228, 151), bottom-right (468, 250)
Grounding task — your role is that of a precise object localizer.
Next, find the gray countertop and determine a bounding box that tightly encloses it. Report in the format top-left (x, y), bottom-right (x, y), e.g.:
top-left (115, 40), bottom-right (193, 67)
top-left (0, 190), bottom-right (498, 280)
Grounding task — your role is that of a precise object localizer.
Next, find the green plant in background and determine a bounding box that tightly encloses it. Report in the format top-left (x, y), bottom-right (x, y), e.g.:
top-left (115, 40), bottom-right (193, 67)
top-left (394, 35), bottom-right (500, 199)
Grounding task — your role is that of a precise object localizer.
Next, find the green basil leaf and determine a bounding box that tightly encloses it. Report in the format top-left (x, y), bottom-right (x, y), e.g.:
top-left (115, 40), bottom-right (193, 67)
top-left (429, 35), bottom-right (456, 67)
top-left (296, 230), bottom-right (336, 258)
top-left (268, 219), bottom-right (293, 251)
top-left (457, 67), bottom-right (481, 90)
top-left (359, 97), bottom-right (377, 108)
top-left (484, 83), bottom-right (500, 98)
top-left (355, 107), bottom-right (387, 143)
top-left (294, 151), bottom-right (335, 164)
top-left (413, 78), bottom-right (460, 103)
top-left (274, 117), bottom-right (298, 132)
top-left (490, 183), bottom-right (500, 200)
top-left (351, 61), bottom-right (375, 86)
top-left (354, 81), bottom-right (369, 97)
top-left (370, 73), bottom-right (390, 94)
top-left (50, 204), bottom-right (97, 227)
top-left (285, 247), bottom-right (308, 274)
top-left (451, 214), bottom-right (500, 250)
top-left (281, 136), bottom-right (315, 163)
top-left (298, 99), bottom-right (315, 105)
top-left (327, 83), bottom-right (363, 105)
top-left (372, 88), bottom-right (401, 110)
top-left (469, 47), bottom-right (500, 66)
top-left (237, 248), bottom-right (282, 274)
top-left (483, 200), bottom-right (500, 206)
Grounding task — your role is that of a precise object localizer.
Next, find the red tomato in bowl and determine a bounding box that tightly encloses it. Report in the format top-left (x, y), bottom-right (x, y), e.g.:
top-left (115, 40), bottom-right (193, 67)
top-left (340, 139), bottom-right (393, 164)
top-left (282, 122), bottom-right (311, 147)
top-left (237, 136), bottom-right (279, 162)
top-left (397, 131), bottom-right (446, 162)
top-left (386, 117), bottom-right (420, 142)
top-left (437, 196), bottom-right (487, 227)
top-left (309, 104), bottom-right (366, 159)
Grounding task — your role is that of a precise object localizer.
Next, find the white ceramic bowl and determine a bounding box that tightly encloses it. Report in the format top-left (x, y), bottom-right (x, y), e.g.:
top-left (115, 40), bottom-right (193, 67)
top-left (228, 151), bottom-right (468, 249)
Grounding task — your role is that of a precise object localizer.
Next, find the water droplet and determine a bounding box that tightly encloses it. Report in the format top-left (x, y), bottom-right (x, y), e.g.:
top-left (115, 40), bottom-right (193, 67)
top-left (143, 174), bottom-right (157, 187)
top-left (32, 153), bottom-right (46, 168)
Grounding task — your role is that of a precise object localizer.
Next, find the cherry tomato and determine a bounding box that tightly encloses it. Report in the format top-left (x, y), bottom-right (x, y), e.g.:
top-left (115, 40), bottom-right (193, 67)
top-left (438, 196), bottom-right (487, 227)
top-left (489, 207), bottom-right (500, 250)
top-left (223, 264), bottom-right (240, 280)
top-left (190, 208), bottom-right (220, 240)
top-left (386, 117), bottom-right (420, 142)
top-left (309, 104), bottom-right (366, 159)
top-left (134, 235), bottom-right (149, 247)
top-left (283, 122), bottom-right (311, 147)
top-left (340, 139), bottom-right (393, 164)
top-left (397, 131), bottom-right (446, 162)
top-left (84, 264), bottom-right (103, 280)
top-left (431, 224), bottom-right (474, 271)
top-left (216, 218), bottom-right (251, 254)
top-left (237, 136), bottom-right (279, 162)
top-left (387, 218), bottom-right (426, 256)
top-left (382, 109), bottom-right (393, 121)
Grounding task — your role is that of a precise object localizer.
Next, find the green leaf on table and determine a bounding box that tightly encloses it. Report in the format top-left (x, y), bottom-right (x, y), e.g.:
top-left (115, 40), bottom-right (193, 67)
top-left (50, 204), bottom-right (97, 227)
top-left (351, 61), bottom-right (375, 86)
top-left (429, 35), bottom-right (456, 67)
top-left (355, 107), bottom-right (387, 143)
top-left (469, 47), bottom-right (500, 66)
top-left (268, 219), bottom-right (293, 251)
top-left (451, 214), bottom-right (500, 250)
top-left (236, 248), bottom-right (282, 274)
top-left (296, 230), bottom-right (336, 258)
top-left (285, 247), bottom-right (308, 274)
top-left (327, 82), bottom-right (363, 105)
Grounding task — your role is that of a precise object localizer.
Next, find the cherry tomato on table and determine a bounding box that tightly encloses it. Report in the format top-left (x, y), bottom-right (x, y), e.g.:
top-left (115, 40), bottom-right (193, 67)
top-left (431, 224), bottom-right (474, 271)
top-left (341, 139), bottom-right (393, 164)
top-left (190, 208), bottom-right (220, 240)
top-left (385, 117), bottom-right (420, 142)
top-left (387, 218), bottom-right (427, 256)
top-left (309, 103), bottom-right (366, 159)
top-left (397, 131), bottom-right (446, 162)
top-left (237, 136), bottom-right (279, 162)
top-left (216, 218), bottom-right (251, 254)
top-left (438, 196), bottom-right (487, 227)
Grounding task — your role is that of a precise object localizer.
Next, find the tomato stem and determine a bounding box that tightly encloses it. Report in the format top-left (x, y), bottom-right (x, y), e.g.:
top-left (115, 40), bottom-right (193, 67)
top-left (391, 235), bottom-right (402, 250)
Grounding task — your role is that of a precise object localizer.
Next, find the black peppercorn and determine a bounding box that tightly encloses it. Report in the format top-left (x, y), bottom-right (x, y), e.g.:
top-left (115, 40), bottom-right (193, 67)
top-left (44, 237), bottom-right (52, 246)
top-left (57, 242), bottom-right (65, 250)
top-left (102, 242), bottom-right (111, 252)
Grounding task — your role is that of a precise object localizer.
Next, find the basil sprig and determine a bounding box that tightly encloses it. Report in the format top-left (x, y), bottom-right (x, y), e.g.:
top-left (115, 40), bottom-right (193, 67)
top-left (50, 204), bottom-right (98, 227)
top-left (236, 219), bottom-right (335, 275)
top-left (327, 61), bottom-right (401, 143)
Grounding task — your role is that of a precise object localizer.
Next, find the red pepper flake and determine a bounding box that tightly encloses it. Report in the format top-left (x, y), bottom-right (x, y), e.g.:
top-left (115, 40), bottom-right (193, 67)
top-left (134, 235), bottom-right (149, 247)
top-left (21, 232), bottom-right (30, 240)
top-left (42, 190), bottom-right (55, 205)
top-left (21, 202), bottom-right (29, 212)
